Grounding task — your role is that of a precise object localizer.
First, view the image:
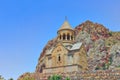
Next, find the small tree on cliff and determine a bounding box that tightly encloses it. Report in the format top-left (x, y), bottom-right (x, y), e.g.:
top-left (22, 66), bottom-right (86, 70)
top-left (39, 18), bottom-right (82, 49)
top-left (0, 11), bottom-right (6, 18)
top-left (8, 78), bottom-right (13, 80)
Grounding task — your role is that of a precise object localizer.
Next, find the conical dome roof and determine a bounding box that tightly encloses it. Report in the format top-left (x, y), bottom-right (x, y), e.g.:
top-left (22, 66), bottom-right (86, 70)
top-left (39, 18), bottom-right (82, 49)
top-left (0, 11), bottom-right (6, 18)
top-left (58, 20), bottom-right (73, 31)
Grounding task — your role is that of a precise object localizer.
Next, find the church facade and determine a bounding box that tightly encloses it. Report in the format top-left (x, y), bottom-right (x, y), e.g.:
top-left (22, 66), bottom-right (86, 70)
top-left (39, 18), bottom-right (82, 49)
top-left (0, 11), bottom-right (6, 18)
top-left (36, 20), bottom-right (88, 74)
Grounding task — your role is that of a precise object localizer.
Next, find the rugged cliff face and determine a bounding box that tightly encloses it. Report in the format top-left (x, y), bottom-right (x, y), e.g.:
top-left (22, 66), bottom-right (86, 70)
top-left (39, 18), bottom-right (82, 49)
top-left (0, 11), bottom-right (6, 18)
top-left (74, 21), bottom-right (120, 71)
top-left (36, 20), bottom-right (120, 72)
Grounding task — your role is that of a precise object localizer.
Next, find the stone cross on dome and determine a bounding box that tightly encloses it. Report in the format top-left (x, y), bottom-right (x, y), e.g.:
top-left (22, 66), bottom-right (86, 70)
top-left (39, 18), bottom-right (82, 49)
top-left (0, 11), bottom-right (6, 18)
top-left (65, 16), bottom-right (68, 21)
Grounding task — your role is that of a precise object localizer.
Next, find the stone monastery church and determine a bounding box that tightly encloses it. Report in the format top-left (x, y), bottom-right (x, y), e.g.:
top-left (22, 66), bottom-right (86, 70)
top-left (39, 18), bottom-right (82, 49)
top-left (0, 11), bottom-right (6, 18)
top-left (36, 20), bottom-right (88, 74)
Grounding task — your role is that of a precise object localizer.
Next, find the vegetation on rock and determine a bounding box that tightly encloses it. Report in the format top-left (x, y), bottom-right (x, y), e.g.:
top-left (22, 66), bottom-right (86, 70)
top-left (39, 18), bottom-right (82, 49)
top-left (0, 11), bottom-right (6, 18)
top-left (48, 74), bottom-right (62, 80)
top-left (18, 72), bottom-right (35, 80)
top-left (0, 75), bottom-right (5, 80)
top-left (48, 75), bottom-right (71, 80)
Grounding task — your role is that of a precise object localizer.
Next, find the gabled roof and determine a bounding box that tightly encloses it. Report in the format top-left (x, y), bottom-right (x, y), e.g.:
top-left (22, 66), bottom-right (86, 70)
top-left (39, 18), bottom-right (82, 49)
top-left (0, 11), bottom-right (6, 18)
top-left (58, 20), bottom-right (73, 31)
top-left (46, 47), bottom-right (54, 55)
top-left (69, 42), bottom-right (82, 51)
top-left (46, 42), bottom-right (68, 55)
top-left (45, 42), bottom-right (83, 56)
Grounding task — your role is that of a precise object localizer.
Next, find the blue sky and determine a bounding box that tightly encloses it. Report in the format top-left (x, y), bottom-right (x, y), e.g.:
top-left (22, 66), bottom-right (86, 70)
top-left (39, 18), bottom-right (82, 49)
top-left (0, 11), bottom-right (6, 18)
top-left (0, 0), bottom-right (120, 79)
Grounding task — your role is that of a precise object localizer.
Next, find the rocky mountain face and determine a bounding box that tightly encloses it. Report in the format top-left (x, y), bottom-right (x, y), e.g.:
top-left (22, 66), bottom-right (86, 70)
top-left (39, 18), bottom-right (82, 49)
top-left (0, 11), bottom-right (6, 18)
top-left (74, 20), bottom-right (120, 71)
top-left (36, 20), bottom-right (120, 72)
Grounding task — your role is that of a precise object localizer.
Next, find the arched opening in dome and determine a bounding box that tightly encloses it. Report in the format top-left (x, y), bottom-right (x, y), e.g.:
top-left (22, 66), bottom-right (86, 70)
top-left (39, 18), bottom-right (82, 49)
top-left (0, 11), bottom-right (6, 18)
top-left (59, 35), bottom-right (61, 40)
top-left (63, 33), bottom-right (66, 40)
top-left (71, 36), bottom-right (73, 40)
top-left (67, 33), bottom-right (70, 40)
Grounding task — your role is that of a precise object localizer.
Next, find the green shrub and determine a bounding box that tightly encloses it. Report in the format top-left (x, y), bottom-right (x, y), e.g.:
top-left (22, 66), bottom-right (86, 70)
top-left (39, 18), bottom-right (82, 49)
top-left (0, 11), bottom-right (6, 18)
top-left (8, 78), bottom-right (14, 80)
top-left (65, 77), bottom-right (70, 80)
top-left (109, 32), bottom-right (112, 36)
top-left (48, 74), bottom-right (62, 80)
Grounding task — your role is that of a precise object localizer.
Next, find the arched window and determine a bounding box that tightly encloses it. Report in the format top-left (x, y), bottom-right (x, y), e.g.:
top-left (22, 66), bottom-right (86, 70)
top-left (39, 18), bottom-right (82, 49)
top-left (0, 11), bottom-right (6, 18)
top-left (40, 64), bottom-right (46, 73)
top-left (59, 35), bottom-right (61, 40)
top-left (71, 36), bottom-right (73, 40)
top-left (63, 33), bottom-right (66, 40)
top-left (40, 67), bottom-right (42, 73)
top-left (67, 33), bottom-right (70, 40)
top-left (58, 55), bottom-right (61, 61)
